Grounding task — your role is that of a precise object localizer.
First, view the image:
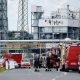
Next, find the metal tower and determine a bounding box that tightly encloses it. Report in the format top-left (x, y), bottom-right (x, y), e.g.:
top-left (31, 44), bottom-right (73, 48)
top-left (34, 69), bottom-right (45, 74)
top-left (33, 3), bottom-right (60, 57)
top-left (0, 0), bottom-right (8, 40)
top-left (17, 0), bottom-right (29, 39)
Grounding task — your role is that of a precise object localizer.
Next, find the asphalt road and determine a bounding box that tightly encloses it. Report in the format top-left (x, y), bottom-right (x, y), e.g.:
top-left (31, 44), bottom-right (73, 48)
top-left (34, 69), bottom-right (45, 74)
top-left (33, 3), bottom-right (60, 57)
top-left (0, 68), bottom-right (80, 80)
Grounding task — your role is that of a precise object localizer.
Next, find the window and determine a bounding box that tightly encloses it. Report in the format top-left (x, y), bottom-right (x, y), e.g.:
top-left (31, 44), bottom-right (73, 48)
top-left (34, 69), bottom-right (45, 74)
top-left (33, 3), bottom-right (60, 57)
top-left (40, 27), bottom-right (52, 33)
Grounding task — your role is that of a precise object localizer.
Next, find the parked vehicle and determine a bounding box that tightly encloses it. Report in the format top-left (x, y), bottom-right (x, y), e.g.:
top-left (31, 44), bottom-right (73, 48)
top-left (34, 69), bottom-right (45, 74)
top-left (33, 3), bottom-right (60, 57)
top-left (65, 44), bottom-right (80, 72)
top-left (11, 54), bottom-right (22, 67)
top-left (21, 59), bottom-right (31, 68)
top-left (3, 53), bottom-right (22, 68)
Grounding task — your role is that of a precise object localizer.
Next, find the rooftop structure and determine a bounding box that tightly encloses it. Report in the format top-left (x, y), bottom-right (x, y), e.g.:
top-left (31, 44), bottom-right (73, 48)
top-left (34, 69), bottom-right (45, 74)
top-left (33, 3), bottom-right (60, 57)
top-left (31, 6), bottom-right (44, 39)
top-left (31, 5), bottom-right (80, 40)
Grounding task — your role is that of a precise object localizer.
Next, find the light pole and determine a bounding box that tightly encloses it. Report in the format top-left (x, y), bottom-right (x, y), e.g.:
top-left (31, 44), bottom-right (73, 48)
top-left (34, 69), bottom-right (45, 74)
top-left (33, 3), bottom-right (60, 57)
top-left (39, 42), bottom-right (41, 58)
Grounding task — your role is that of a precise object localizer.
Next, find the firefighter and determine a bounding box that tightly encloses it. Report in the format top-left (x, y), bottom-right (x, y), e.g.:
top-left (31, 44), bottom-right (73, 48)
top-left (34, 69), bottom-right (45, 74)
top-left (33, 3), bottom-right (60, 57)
top-left (56, 57), bottom-right (60, 71)
top-left (39, 57), bottom-right (43, 68)
top-left (34, 55), bottom-right (40, 72)
top-left (45, 54), bottom-right (51, 71)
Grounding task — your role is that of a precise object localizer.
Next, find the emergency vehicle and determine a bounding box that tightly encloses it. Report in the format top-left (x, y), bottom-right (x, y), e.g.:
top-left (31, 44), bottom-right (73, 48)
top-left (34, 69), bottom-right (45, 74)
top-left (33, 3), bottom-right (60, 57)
top-left (64, 43), bottom-right (80, 72)
top-left (3, 53), bottom-right (22, 67)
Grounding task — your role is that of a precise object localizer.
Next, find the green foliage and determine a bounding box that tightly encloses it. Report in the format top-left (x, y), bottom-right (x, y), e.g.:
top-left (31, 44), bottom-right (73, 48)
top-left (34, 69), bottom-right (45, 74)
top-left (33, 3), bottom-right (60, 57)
top-left (8, 32), bottom-right (15, 40)
top-left (0, 67), bottom-right (6, 72)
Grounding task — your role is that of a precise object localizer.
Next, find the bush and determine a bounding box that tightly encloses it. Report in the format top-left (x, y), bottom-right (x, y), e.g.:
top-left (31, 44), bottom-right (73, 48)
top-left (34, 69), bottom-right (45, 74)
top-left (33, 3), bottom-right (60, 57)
top-left (0, 67), bottom-right (6, 72)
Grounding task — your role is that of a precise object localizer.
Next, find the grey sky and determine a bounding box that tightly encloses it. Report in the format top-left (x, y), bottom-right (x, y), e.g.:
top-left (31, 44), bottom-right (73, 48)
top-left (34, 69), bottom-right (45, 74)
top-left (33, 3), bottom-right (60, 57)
top-left (8, 0), bottom-right (80, 32)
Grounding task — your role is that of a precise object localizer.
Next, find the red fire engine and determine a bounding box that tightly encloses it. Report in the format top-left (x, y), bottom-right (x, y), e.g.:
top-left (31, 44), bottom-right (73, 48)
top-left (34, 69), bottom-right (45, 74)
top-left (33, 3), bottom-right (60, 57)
top-left (3, 53), bottom-right (22, 67)
top-left (64, 44), bottom-right (80, 72)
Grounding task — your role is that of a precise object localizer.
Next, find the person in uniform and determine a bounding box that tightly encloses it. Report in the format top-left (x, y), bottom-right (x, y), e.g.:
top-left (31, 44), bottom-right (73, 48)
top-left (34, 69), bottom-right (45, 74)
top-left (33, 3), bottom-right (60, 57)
top-left (34, 55), bottom-right (40, 72)
top-left (56, 57), bottom-right (60, 71)
top-left (45, 55), bottom-right (51, 71)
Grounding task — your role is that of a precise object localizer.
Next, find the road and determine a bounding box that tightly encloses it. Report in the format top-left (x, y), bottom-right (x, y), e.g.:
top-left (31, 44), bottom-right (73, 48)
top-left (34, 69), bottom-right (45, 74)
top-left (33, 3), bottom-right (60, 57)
top-left (0, 68), bottom-right (80, 80)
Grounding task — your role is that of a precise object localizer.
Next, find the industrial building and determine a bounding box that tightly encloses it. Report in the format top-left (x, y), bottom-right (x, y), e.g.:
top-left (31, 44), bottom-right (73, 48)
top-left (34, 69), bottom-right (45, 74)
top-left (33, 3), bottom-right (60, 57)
top-left (31, 5), bottom-right (80, 40)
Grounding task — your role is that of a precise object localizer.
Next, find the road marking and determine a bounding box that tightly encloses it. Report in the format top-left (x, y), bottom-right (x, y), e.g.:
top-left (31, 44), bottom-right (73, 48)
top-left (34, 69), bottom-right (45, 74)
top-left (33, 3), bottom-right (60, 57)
top-left (64, 72), bottom-right (67, 75)
top-left (52, 79), bottom-right (55, 80)
top-left (52, 72), bottom-right (67, 80)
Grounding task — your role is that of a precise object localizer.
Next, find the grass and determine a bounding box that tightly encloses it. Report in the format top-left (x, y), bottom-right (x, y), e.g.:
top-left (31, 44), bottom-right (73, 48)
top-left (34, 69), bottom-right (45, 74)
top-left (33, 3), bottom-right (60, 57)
top-left (0, 67), bottom-right (6, 72)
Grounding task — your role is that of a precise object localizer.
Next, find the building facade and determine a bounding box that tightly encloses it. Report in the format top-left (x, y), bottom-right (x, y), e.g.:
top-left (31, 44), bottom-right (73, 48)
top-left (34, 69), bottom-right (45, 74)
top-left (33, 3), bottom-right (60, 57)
top-left (31, 5), bottom-right (80, 40)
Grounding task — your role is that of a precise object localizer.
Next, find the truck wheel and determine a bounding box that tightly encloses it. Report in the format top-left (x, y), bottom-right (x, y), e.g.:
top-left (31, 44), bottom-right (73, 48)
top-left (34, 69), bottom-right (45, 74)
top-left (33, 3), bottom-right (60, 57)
top-left (18, 64), bottom-right (21, 68)
top-left (78, 70), bottom-right (80, 73)
top-left (65, 68), bottom-right (69, 72)
top-left (29, 67), bottom-right (31, 69)
top-left (60, 65), bottom-right (65, 71)
top-left (78, 67), bottom-right (80, 73)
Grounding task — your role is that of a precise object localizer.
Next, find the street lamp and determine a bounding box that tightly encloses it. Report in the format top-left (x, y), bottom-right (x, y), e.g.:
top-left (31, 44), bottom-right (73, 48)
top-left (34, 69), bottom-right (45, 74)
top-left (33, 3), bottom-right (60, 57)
top-left (39, 43), bottom-right (42, 57)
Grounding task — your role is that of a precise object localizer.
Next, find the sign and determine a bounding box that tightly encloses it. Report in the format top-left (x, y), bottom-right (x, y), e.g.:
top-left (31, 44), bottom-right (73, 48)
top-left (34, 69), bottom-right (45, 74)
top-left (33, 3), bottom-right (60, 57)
top-left (39, 19), bottom-right (79, 27)
top-left (6, 43), bottom-right (21, 49)
top-left (39, 19), bottom-right (68, 26)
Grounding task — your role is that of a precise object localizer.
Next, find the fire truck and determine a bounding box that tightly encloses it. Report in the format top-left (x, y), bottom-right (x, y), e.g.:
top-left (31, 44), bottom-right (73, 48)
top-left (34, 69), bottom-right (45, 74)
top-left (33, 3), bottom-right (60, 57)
top-left (3, 53), bottom-right (22, 67)
top-left (59, 43), bottom-right (80, 73)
